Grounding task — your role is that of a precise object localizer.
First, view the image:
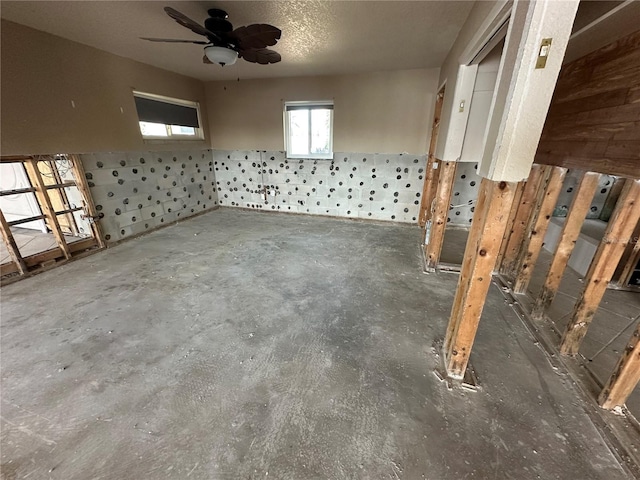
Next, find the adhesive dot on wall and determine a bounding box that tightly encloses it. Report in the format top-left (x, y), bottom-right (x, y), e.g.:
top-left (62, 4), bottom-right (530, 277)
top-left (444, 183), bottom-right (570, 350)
top-left (107, 192), bottom-right (114, 197)
top-left (115, 208), bottom-right (121, 215)
top-left (97, 162), bottom-right (104, 168)
top-left (119, 160), bottom-right (126, 167)
top-left (470, 181), bottom-right (476, 186)
top-left (117, 179), bottom-right (124, 185)
top-left (112, 171), bottom-right (119, 177)
top-left (140, 158), bottom-right (146, 164)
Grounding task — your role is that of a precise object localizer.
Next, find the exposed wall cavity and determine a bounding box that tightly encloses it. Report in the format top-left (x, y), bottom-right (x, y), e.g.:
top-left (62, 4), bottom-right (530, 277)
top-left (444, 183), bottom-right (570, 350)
top-left (83, 149), bottom-right (218, 243)
top-left (552, 169), bottom-right (616, 219)
top-left (448, 162), bottom-right (482, 226)
top-left (213, 150), bottom-right (425, 223)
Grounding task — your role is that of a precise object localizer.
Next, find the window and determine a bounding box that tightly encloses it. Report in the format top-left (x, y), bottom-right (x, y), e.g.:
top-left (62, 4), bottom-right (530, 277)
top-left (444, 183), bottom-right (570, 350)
top-left (133, 91), bottom-right (204, 140)
top-left (284, 101), bottom-right (333, 159)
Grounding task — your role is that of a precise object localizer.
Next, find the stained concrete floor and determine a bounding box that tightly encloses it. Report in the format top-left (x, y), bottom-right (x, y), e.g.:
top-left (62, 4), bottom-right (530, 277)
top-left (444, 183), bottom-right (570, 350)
top-left (0, 209), bottom-right (634, 479)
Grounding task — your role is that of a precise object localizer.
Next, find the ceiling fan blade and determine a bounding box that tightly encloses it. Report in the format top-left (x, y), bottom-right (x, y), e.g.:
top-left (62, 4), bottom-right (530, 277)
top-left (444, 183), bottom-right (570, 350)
top-left (240, 48), bottom-right (281, 65)
top-left (230, 24), bottom-right (281, 50)
top-left (205, 17), bottom-right (233, 34)
top-left (141, 37), bottom-right (209, 45)
top-left (164, 7), bottom-right (221, 42)
top-left (203, 55), bottom-right (213, 64)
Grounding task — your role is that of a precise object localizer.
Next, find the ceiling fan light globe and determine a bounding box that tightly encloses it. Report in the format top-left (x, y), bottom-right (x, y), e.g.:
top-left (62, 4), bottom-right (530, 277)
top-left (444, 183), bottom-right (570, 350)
top-left (204, 46), bottom-right (238, 66)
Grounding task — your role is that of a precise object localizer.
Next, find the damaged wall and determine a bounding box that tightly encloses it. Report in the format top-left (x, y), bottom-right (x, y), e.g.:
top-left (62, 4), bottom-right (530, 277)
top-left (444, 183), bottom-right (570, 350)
top-left (83, 150), bottom-right (218, 243)
top-left (214, 150), bottom-right (424, 223)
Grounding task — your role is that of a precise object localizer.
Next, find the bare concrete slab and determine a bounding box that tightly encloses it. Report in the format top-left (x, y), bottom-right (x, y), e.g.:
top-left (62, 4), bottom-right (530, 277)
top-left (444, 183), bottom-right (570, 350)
top-left (0, 209), bottom-right (632, 479)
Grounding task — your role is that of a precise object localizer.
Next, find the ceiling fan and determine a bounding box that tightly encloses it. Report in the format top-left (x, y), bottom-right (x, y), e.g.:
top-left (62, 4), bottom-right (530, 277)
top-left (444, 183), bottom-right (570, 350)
top-left (142, 7), bottom-right (282, 66)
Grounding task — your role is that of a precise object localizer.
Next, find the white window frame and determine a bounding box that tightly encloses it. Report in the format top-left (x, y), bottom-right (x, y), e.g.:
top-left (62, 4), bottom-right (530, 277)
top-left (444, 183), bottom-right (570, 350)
top-left (133, 91), bottom-right (205, 141)
top-left (284, 100), bottom-right (334, 160)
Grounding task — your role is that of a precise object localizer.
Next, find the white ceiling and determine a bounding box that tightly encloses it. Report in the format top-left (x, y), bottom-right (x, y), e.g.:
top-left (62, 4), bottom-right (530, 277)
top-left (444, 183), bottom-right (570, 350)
top-left (0, 1), bottom-right (474, 81)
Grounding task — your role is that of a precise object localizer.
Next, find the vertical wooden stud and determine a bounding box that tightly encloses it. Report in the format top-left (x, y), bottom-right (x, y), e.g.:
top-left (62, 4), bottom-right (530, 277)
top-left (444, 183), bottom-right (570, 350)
top-left (496, 180), bottom-right (525, 270)
top-left (499, 165), bottom-right (546, 275)
top-left (419, 88), bottom-right (445, 227)
top-left (598, 322), bottom-right (640, 410)
top-left (69, 154), bottom-right (106, 249)
top-left (512, 166), bottom-right (567, 293)
top-left (444, 178), bottom-right (517, 378)
top-left (0, 209), bottom-right (27, 274)
top-left (560, 179), bottom-right (640, 356)
top-left (424, 161), bottom-right (457, 270)
top-left (531, 172), bottom-right (600, 319)
top-left (23, 158), bottom-right (71, 259)
top-left (612, 217), bottom-right (640, 288)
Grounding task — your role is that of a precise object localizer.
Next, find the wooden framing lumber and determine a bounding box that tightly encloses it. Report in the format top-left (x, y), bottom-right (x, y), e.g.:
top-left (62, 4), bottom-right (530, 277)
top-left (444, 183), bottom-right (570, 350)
top-left (0, 209), bottom-right (27, 274)
top-left (598, 322), bottom-right (640, 410)
top-left (23, 158), bottom-right (71, 259)
top-left (444, 178), bottom-right (517, 378)
top-left (612, 218), bottom-right (640, 288)
top-left (560, 179), bottom-right (640, 356)
top-left (418, 87), bottom-right (445, 227)
top-left (69, 154), bottom-right (106, 249)
top-left (496, 181), bottom-right (525, 270)
top-left (499, 165), bottom-right (546, 275)
top-left (424, 160), bottom-right (457, 270)
top-left (512, 166), bottom-right (567, 293)
top-left (531, 171), bottom-right (600, 319)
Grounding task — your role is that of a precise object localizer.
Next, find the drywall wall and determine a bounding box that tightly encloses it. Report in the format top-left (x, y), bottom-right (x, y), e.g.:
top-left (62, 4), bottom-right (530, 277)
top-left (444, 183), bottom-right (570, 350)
top-left (459, 41), bottom-right (502, 163)
top-left (214, 150), bottom-right (425, 223)
top-left (205, 69), bottom-right (439, 155)
top-left (82, 149), bottom-right (217, 243)
top-left (1, 20), bottom-right (210, 156)
top-left (435, 1), bottom-right (502, 162)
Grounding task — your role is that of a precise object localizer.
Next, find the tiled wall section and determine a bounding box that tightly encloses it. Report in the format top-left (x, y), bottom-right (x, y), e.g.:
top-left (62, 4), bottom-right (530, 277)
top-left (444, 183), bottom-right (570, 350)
top-left (82, 150), bottom-right (218, 243)
top-left (213, 150), bottom-right (426, 223)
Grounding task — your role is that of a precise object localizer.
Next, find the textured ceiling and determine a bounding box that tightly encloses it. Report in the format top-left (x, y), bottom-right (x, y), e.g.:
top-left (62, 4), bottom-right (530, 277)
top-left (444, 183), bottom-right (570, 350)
top-left (0, 1), bottom-right (474, 81)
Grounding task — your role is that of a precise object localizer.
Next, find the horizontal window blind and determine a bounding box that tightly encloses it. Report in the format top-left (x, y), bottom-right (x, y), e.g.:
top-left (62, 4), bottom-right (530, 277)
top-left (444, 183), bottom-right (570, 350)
top-left (134, 96), bottom-right (199, 128)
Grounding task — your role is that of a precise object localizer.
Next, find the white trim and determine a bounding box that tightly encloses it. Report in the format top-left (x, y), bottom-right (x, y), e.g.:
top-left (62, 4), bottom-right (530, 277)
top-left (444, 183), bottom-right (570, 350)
top-left (132, 90), bottom-right (204, 141)
top-left (283, 100), bottom-right (334, 160)
top-left (459, 0), bottom-right (513, 66)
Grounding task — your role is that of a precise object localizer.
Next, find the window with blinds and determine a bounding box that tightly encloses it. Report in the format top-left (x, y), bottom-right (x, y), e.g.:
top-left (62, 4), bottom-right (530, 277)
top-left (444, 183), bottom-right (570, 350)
top-left (133, 92), bottom-right (204, 140)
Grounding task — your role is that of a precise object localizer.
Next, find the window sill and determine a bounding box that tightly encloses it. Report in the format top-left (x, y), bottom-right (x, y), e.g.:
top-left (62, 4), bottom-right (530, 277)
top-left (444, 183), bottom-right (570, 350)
top-left (142, 138), bottom-right (206, 144)
top-left (286, 153), bottom-right (334, 161)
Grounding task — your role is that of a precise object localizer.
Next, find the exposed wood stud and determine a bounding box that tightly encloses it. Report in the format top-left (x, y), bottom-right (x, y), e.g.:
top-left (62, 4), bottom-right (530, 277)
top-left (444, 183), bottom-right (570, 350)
top-left (531, 171), bottom-right (600, 319)
top-left (512, 166), bottom-right (567, 293)
top-left (612, 218), bottom-right (640, 288)
top-left (0, 209), bottom-right (27, 274)
top-left (418, 87), bottom-right (445, 227)
top-left (499, 165), bottom-right (546, 276)
top-left (598, 322), bottom-right (640, 410)
top-left (424, 161), bottom-right (457, 270)
top-left (69, 154), bottom-right (106, 249)
top-left (496, 181), bottom-right (525, 270)
top-left (560, 179), bottom-right (640, 356)
top-left (23, 158), bottom-right (71, 260)
top-left (444, 178), bottom-right (517, 378)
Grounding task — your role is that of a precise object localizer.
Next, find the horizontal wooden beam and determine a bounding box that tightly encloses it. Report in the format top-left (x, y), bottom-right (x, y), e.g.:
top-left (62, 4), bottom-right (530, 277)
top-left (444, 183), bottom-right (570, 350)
top-left (8, 215), bottom-right (47, 227)
top-left (535, 152), bottom-right (639, 178)
top-left (0, 187), bottom-right (36, 196)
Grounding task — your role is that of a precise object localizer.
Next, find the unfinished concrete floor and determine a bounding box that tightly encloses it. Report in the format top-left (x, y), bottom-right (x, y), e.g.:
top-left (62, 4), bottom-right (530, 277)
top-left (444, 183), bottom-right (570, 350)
top-left (0, 209), bottom-right (634, 479)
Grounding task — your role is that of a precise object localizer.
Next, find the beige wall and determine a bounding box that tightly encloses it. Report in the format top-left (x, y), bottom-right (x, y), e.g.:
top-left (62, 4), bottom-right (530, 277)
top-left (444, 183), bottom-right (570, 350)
top-left (205, 69), bottom-right (439, 155)
top-left (1, 20), bottom-right (210, 155)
